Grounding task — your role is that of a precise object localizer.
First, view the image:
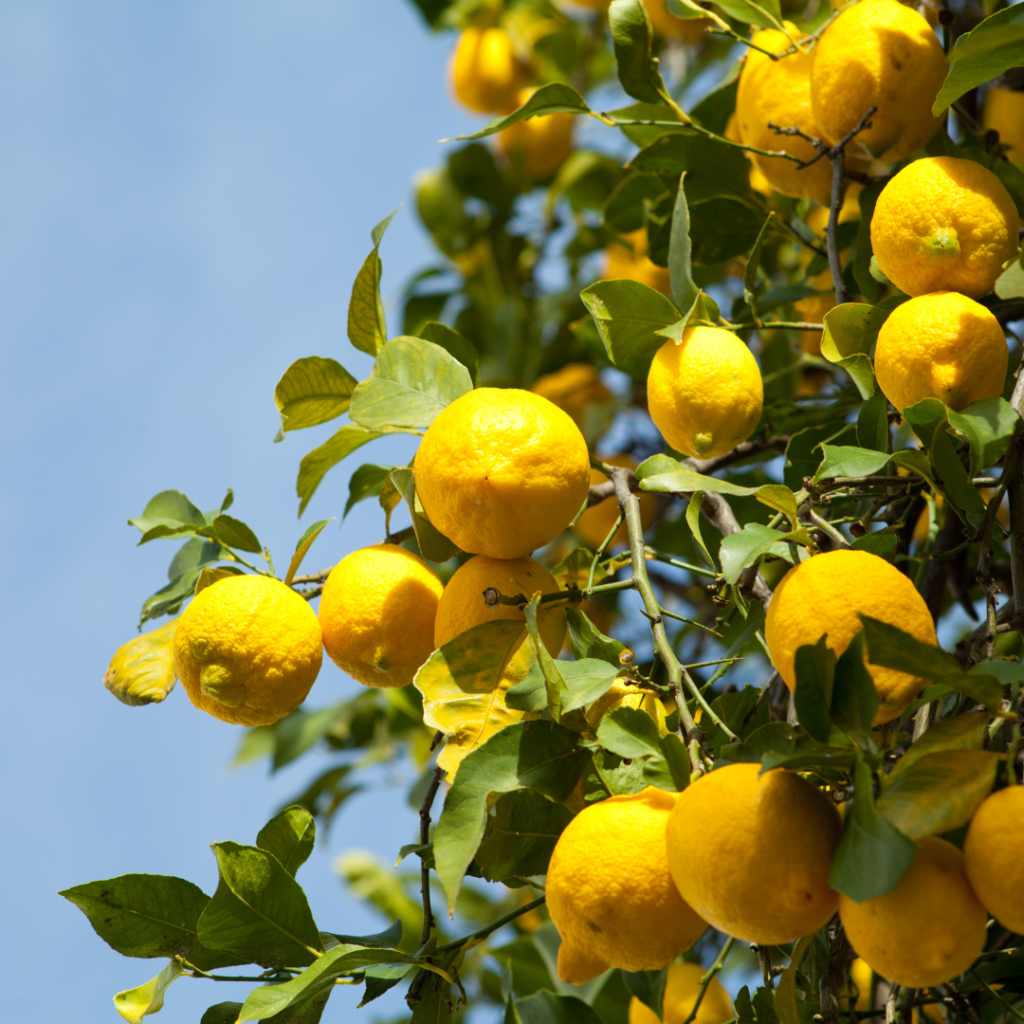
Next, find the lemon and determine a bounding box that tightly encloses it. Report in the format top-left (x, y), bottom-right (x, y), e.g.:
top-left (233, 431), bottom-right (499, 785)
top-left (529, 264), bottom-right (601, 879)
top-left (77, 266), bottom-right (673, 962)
top-left (871, 156), bottom-right (1019, 298)
top-left (318, 544), bottom-right (443, 689)
top-left (839, 836), bottom-right (987, 987)
top-left (531, 362), bottom-right (613, 441)
top-left (810, 0), bottom-right (947, 162)
top-left (647, 327), bottom-right (763, 459)
top-left (547, 787), bottom-right (708, 983)
top-left (984, 86), bottom-right (1024, 166)
top-left (585, 679), bottom-right (669, 735)
top-left (666, 763), bottom-right (841, 944)
top-left (449, 27), bottom-right (523, 115)
top-left (964, 785), bottom-right (1024, 934)
top-left (499, 88), bottom-right (574, 179)
top-left (736, 26), bottom-right (832, 204)
top-left (874, 292), bottom-right (1008, 412)
top-left (575, 454), bottom-right (657, 550)
top-left (629, 962), bottom-right (733, 1024)
top-left (173, 574), bottom-right (323, 726)
top-left (641, 0), bottom-right (706, 41)
top-left (765, 549), bottom-right (937, 725)
top-left (606, 228), bottom-right (672, 295)
top-left (415, 388), bottom-right (591, 560)
top-left (849, 958), bottom-right (873, 1014)
top-left (434, 554), bottom-right (566, 655)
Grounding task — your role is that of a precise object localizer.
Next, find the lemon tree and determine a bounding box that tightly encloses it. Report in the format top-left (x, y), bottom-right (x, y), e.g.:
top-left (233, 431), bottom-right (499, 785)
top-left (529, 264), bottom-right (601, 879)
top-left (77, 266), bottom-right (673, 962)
top-left (62, 1), bottom-right (1024, 1023)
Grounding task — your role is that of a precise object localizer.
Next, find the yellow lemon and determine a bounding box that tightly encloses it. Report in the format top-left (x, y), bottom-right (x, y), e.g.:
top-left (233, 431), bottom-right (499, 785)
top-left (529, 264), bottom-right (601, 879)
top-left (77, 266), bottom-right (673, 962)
top-left (984, 86), bottom-right (1024, 165)
top-left (173, 575), bottom-right (322, 726)
top-left (964, 785), bottom-right (1024, 934)
top-left (810, 0), bottom-right (947, 162)
top-left (575, 454), bottom-right (658, 550)
top-left (434, 553), bottom-right (566, 655)
top-left (874, 292), bottom-right (1008, 412)
top-left (318, 544), bottom-right (443, 689)
top-left (415, 388), bottom-right (591, 559)
top-left (871, 156), bottom-right (1019, 298)
top-left (765, 549), bottom-right (937, 725)
top-left (548, 787), bottom-right (708, 984)
top-left (849, 958), bottom-right (874, 1014)
top-left (450, 27), bottom-right (523, 115)
top-left (606, 228), bottom-right (673, 295)
top-left (531, 362), bottom-right (613, 437)
top-left (585, 679), bottom-right (669, 735)
top-left (629, 961), bottom-right (734, 1024)
top-left (736, 26), bottom-right (832, 204)
top-left (647, 328), bottom-right (763, 459)
top-left (499, 87), bottom-right (574, 180)
top-left (839, 837), bottom-right (987, 987)
top-left (666, 763), bottom-right (841, 944)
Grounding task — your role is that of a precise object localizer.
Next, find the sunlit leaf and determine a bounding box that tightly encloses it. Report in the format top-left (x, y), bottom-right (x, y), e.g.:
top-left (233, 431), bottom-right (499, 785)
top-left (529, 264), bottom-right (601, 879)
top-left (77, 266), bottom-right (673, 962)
top-left (256, 806), bottom-right (315, 877)
top-left (348, 207), bottom-right (398, 357)
top-left (580, 279), bottom-right (680, 369)
top-left (296, 424), bottom-right (382, 516)
top-left (114, 961), bottom-right (183, 1024)
top-left (128, 490), bottom-right (206, 545)
top-left (284, 519), bottom-right (334, 586)
top-left (445, 82), bottom-right (592, 142)
top-left (104, 618), bottom-right (179, 706)
top-left (274, 356), bottom-right (358, 437)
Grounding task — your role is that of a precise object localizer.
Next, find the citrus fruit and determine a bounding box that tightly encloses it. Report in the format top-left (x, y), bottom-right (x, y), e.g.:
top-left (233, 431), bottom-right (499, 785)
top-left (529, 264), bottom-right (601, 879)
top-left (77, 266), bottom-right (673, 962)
top-left (584, 679), bottom-right (669, 735)
top-left (839, 836), bottom-right (987, 987)
top-left (415, 388), bottom-right (591, 559)
top-left (499, 88), bottom-right (574, 179)
top-left (575, 454), bottom-right (657, 550)
top-left (531, 362), bottom-right (614, 439)
top-left (964, 785), bottom-right (1024, 934)
top-left (984, 86), bottom-right (1024, 165)
top-left (641, 0), bottom-right (706, 40)
top-left (849, 958), bottom-right (873, 1014)
top-left (647, 328), bottom-right (763, 459)
top-left (666, 763), bottom-right (841, 943)
top-left (810, 0), bottom-right (947, 162)
top-left (765, 549), bottom-right (937, 724)
top-left (318, 544), bottom-right (443, 689)
top-left (449, 27), bottom-right (523, 115)
top-left (605, 228), bottom-right (672, 295)
top-left (173, 574), bottom-right (323, 726)
top-left (874, 292), bottom-right (1008, 412)
top-left (629, 962), bottom-right (733, 1024)
top-left (736, 26), bottom-right (832, 204)
top-left (870, 156), bottom-right (1019, 298)
top-left (547, 787), bottom-right (708, 983)
top-left (433, 554), bottom-right (566, 655)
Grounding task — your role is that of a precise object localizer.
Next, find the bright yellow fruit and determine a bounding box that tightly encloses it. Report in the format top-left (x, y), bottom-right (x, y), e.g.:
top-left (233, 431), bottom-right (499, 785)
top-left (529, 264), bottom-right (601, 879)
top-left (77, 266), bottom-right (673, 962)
top-left (415, 388), bottom-right (591, 559)
top-left (874, 292), bottom-right (1008, 412)
top-left (575, 454), bottom-right (657, 550)
top-left (173, 575), bottom-right (322, 726)
top-left (585, 679), bottom-right (669, 735)
top-left (871, 156), bottom-right (1019, 298)
top-left (606, 228), bottom-right (672, 295)
top-left (849, 958), bottom-right (873, 1014)
top-left (629, 962), bottom-right (733, 1024)
top-left (984, 86), bottom-right (1024, 166)
top-left (839, 837), bottom-right (987, 987)
top-left (434, 554), bottom-right (566, 655)
top-left (810, 0), bottom-right (947, 162)
top-left (548, 787), bottom-right (708, 984)
top-left (531, 362), bottom-right (614, 441)
top-left (666, 763), bottom-right (841, 944)
top-left (450, 27), bottom-right (523, 115)
top-left (765, 549), bottom-right (937, 725)
top-left (647, 328), bottom-right (763, 459)
top-left (964, 785), bottom-right (1024, 934)
top-left (499, 88), bottom-right (574, 179)
top-left (736, 26), bottom-right (832, 204)
top-left (318, 544), bottom-right (443, 689)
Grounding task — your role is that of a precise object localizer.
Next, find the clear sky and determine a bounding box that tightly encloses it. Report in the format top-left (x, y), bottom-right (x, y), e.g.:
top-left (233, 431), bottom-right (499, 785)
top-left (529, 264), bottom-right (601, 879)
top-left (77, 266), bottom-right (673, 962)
top-left (0, 2), bottom-right (488, 1020)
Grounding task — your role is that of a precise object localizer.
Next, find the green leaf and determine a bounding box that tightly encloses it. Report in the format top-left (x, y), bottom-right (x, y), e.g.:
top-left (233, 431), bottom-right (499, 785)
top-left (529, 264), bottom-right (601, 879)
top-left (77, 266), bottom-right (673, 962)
top-left (948, 397), bottom-right (1019, 476)
top-left (274, 357), bottom-right (358, 437)
top-left (579, 279), bottom-right (680, 368)
top-left (604, 171), bottom-right (671, 231)
top-left (476, 790), bottom-right (573, 882)
top-left (629, 133), bottom-right (752, 205)
top-left (197, 842), bottom-right (324, 969)
top-left (719, 523), bottom-right (804, 585)
top-left (889, 712), bottom-right (990, 779)
top-left (932, 4), bottom-right (1024, 116)
top-left (559, 659), bottom-right (622, 714)
top-left (418, 321), bottom-right (479, 384)
top-left (507, 662), bottom-right (549, 713)
top-left (565, 608), bottom-right (628, 667)
top-left (203, 997), bottom-right (330, 1024)
top-left (446, 82), bottom-right (592, 141)
top-left (743, 212), bottom-right (775, 321)
top-left (793, 638), bottom-right (836, 745)
top-left (877, 749), bottom-right (999, 841)
top-left (812, 445), bottom-right (890, 482)
top-left (668, 173), bottom-right (698, 314)
top-left (129, 490), bottom-right (206, 545)
top-left (283, 519), bottom-right (334, 587)
top-left (829, 632), bottom-right (879, 748)
top-left (707, 602), bottom-right (765, 689)
top-left (212, 514), bottom-right (262, 554)
top-left (596, 705), bottom-right (663, 759)
top-left (114, 960), bottom-right (183, 1024)
top-left (930, 425), bottom-right (986, 515)
top-left (688, 198), bottom-right (766, 265)
top-left (775, 936), bottom-right (812, 1024)
top-left (139, 570), bottom-right (201, 625)
top-left (857, 387), bottom-right (889, 453)
top-left (609, 0), bottom-right (668, 105)
top-left (996, 256), bottom-right (1024, 300)
top-left (344, 464), bottom-right (395, 519)
top-left (828, 754), bottom-right (916, 901)
top-left (168, 538), bottom-right (224, 580)
top-left (820, 303), bottom-right (887, 398)
top-left (623, 970), bottom-right (667, 1021)
top-left (670, 0), bottom-right (782, 29)
top-left (690, 77), bottom-right (738, 135)
top-left (195, 566), bottom-right (245, 595)
top-left (391, 467), bottom-right (459, 563)
top-left (347, 208), bottom-right (398, 356)
top-left (685, 490), bottom-right (716, 571)
top-left (433, 720), bottom-right (588, 910)
top-left (350, 336), bottom-right (472, 433)
top-left (257, 806), bottom-right (315, 877)
top-left (296, 424), bottom-right (382, 516)
top-left (104, 618), bottom-right (179, 706)
top-left (525, 594), bottom-right (569, 723)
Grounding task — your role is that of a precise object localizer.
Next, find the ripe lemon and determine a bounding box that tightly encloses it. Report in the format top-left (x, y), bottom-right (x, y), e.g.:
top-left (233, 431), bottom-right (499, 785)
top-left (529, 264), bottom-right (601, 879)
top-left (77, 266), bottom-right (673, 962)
top-left (874, 292), bottom-right (1008, 412)
top-left (736, 26), bottom-right (832, 204)
top-left (434, 554), bottom-right (566, 655)
top-left (629, 961), bottom-right (733, 1024)
top-left (605, 228), bottom-right (672, 295)
top-left (839, 836), bottom-right (987, 987)
top-left (173, 574), bottom-right (322, 726)
top-left (575, 454), bottom-right (657, 550)
top-left (318, 544), bottom-right (443, 689)
top-left (666, 763), bottom-right (841, 943)
top-left (449, 27), bottom-right (523, 115)
top-left (499, 88), bottom-right (573, 179)
top-left (871, 156), bottom-right (1019, 298)
top-left (548, 787), bottom-right (708, 983)
top-left (765, 549), bottom-right (937, 725)
top-left (810, 0), bottom-right (947, 162)
top-left (964, 785), bottom-right (1024, 934)
top-left (584, 679), bottom-right (669, 735)
top-left (984, 86), bottom-right (1024, 165)
top-left (849, 958), bottom-right (873, 1014)
top-left (647, 328), bottom-right (763, 459)
top-left (415, 388), bottom-right (591, 560)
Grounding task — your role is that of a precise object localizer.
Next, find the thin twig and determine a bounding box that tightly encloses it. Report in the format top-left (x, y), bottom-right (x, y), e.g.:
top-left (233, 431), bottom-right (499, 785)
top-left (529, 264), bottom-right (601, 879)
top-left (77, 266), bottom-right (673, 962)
top-left (682, 938), bottom-right (737, 1024)
top-left (754, 945), bottom-right (774, 990)
top-left (434, 896), bottom-right (547, 954)
top-left (419, 767), bottom-right (445, 948)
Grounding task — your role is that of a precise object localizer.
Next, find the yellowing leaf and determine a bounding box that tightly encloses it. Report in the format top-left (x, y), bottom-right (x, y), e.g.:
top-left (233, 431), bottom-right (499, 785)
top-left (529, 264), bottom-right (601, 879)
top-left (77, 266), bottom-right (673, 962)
top-left (114, 960), bottom-right (183, 1023)
top-left (415, 620), bottom-right (534, 780)
top-left (104, 618), bottom-right (180, 707)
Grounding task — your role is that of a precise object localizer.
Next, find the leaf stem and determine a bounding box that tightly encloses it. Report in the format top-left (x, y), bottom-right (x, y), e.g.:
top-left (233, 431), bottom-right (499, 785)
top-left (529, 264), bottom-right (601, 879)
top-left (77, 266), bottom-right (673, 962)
top-left (433, 896), bottom-right (547, 954)
top-left (682, 937), bottom-right (736, 1024)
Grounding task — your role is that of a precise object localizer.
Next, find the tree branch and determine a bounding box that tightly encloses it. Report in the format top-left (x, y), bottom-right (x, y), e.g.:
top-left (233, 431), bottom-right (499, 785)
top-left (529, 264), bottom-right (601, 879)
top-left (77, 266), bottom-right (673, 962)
top-left (418, 766), bottom-right (445, 948)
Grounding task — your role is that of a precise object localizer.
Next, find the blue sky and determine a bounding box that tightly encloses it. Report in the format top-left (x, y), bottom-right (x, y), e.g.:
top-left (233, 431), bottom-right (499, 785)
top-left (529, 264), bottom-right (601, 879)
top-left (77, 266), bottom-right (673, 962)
top-left (0, 2), bottom-right (490, 1019)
